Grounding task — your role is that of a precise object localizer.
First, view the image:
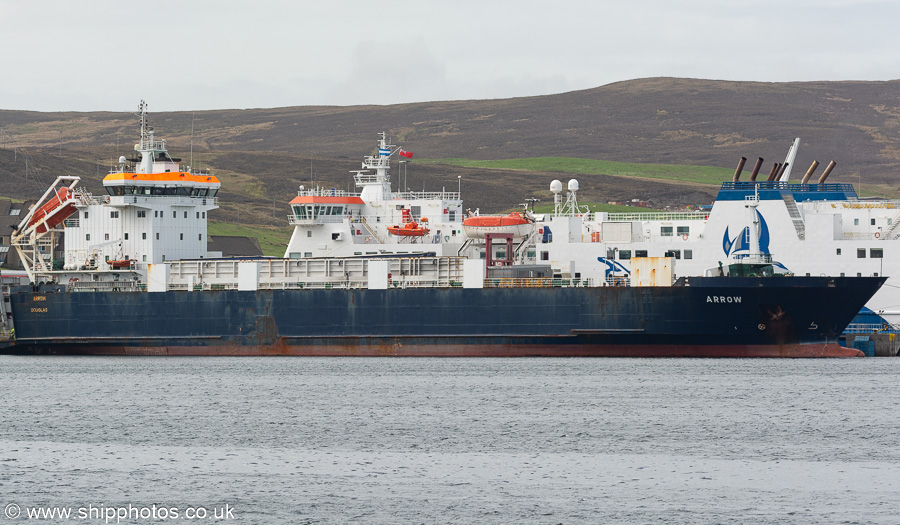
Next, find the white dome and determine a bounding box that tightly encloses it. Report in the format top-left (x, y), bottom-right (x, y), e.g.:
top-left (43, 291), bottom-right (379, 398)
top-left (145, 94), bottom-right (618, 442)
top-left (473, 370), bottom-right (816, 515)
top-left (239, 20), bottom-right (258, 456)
top-left (550, 180), bottom-right (563, 194)
top-left (568, 179), bottom-right (579, 192)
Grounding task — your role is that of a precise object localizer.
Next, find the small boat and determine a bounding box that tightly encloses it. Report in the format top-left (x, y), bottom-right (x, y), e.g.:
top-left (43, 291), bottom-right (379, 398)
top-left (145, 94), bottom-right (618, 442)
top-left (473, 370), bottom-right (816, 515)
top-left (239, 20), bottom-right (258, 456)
top-left (26, 187), bottom-right (79, 234)
top-left (387, 221), bottom-right (430, 237)
top-left (463, 212), bottom-right (534, 239)
top-left (106, 260), bottom-right (134, 269)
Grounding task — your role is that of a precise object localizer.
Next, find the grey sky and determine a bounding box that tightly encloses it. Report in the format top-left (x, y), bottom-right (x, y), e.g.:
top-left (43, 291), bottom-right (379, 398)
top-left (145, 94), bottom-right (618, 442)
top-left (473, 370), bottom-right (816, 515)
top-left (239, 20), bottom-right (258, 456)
top-left (1, 0), bottom-right (897, 112)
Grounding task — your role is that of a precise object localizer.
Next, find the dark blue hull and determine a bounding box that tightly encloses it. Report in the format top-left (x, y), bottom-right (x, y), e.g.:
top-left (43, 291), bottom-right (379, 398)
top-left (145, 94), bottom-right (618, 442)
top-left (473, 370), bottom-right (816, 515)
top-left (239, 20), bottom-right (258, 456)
top-left (5, 276), bottom-right (885, 357)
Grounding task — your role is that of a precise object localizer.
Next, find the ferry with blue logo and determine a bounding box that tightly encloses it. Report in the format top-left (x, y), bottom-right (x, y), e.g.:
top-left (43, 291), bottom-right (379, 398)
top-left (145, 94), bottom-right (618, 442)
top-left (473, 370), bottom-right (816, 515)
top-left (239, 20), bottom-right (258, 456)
top-left (528, 145), bottom-right (900, 333)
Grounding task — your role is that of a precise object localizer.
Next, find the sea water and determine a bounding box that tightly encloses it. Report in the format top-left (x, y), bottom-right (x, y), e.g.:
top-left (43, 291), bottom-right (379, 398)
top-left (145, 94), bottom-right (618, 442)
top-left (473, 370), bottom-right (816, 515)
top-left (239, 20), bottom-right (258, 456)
top-left (1, 357), bottom-right (899, 524)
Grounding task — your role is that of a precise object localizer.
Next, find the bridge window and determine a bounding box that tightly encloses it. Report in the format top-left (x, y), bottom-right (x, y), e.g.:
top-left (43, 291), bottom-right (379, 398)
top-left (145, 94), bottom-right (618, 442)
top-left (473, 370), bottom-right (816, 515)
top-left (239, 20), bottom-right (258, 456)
top-left (635, 250), bottom-right (648, 257)
top-left (857, 248), bottom-right (866, 258)
top-left (871, 248), bottom-right (883, 258)
top-left (619, 250), bottom-right (632, 260)
top-left (676, 226), bottom-right (690, 235)
top-left (660, 226), bottom-right (673, 237)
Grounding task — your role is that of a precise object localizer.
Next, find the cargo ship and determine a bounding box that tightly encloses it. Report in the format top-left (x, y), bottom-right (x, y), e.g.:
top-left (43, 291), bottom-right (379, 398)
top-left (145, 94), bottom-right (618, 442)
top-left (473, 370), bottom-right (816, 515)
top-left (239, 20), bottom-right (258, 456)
top-left (0, 103), bottom-right (886, 357)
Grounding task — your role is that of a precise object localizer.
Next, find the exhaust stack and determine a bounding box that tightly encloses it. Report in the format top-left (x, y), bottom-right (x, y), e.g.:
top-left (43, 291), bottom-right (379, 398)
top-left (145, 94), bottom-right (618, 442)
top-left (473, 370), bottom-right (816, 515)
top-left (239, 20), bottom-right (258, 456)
top-left (749, 157), bottom-right (763, 181)
top-left (817, 161), bottom-right (837, 183)
top-left (766, 163), bottom-right (780, 181)
top-left (800, 161), bottom-right (820, 184)
top-left (732, 157), bottom-right (747, 182)
top-left (777, 162), bottom-right (790, 179)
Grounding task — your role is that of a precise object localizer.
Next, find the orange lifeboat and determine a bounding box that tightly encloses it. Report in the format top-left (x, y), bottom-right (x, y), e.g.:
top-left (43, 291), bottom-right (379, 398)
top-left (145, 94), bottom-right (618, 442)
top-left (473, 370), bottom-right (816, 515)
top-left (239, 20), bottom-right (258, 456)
top-left (387, 221), bottom-right (430, 237)
top-left (106, 260), bottom-right (135, 269)
top-left (462, 212), bottom-right (534, 239)
top-left (26, 187), bottom-right (78, 234)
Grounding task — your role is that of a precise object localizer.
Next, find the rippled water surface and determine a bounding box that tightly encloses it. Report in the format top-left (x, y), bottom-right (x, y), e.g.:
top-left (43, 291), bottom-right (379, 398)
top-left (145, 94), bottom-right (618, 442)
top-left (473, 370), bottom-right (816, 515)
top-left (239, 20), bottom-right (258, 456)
top-left (2, 357), bottom-right (899, 523)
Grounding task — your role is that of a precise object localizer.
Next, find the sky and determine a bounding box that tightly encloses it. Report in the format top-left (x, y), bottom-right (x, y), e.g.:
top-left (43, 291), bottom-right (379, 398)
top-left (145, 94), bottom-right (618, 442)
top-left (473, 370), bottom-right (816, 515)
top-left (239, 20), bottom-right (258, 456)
top-left (1, 0), bottom-right (898, 112)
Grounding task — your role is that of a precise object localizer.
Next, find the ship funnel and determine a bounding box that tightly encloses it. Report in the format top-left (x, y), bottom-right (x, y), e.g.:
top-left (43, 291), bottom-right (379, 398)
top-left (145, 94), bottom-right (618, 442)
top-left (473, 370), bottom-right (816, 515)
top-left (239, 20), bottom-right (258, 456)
top-left (749, 157), bottom-right (763, 181)
top-left (776, 162), bottom-right (790, 179)
top-left (800, 160), bottom-right (820, 184)
top-left (766, 163), bottom-right (780, 181)
top-left (817, 161), bottom-right (837, 183)
top-left (732, 157), bottom-right (747, 182)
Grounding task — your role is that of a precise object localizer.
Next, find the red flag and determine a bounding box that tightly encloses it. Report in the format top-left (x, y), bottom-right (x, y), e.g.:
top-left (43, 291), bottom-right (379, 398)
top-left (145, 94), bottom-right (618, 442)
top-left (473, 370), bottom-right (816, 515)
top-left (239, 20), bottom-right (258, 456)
top-left (399, 149), bottom-right (413, 159)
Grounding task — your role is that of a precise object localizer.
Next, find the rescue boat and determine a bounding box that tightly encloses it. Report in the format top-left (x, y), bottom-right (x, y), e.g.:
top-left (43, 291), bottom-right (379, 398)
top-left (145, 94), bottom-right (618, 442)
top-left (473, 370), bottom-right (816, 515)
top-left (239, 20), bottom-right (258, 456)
top-left (26, 187), bottom-right (78, 234)
top-left (387, 221), bottom-right (430, 237)
top-left (462, 212), bottom-right (534, 239)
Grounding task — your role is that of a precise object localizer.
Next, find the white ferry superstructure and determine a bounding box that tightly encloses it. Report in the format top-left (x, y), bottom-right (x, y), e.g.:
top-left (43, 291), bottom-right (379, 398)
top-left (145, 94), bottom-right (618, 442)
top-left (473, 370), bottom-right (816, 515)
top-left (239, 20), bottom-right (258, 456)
top-left (533, 175), bottom-right (900, 324)
top-left (284, 133), bottom-right (465, 259)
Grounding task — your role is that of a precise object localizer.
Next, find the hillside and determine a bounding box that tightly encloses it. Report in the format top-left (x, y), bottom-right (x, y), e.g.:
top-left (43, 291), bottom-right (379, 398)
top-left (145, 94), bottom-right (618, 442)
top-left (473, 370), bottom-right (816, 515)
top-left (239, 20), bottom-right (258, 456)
top-left (2, 77), bottom-right (899, 229)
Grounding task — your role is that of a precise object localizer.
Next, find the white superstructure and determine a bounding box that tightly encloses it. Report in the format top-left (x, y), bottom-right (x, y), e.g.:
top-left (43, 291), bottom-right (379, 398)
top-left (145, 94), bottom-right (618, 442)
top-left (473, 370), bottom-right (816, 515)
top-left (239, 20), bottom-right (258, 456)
top-left (532, 178), bottom-right (900, 322)
top-left (284, 133), bottom-right (465, 258)
top-left (63, 101), bottom-right (221, 270)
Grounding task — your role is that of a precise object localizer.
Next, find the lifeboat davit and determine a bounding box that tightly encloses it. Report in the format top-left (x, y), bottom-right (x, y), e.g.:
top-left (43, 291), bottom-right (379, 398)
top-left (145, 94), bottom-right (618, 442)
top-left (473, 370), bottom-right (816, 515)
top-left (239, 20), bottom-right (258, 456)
top-left (462, 212), bottom-right (534, 239)
top-left (26, 187), bottom-right (78, 234)
top-left (387, 221), bottom-right (430, 237)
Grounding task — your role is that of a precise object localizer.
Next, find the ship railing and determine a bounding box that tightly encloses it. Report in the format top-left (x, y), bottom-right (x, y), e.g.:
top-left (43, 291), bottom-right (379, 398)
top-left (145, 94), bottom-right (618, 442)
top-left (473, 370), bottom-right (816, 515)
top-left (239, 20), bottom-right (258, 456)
top-left (605, 211), bottom-right (708, 222)
top-left (354, 173), bottom-right (383, 185)
top-left (843, 323), bottom-right (899, 334)
top-left (484, 277), bottom-right (599, 288)
top-left (68, 280), bottom-right (145, 292)
top-left (605, 275), bottom-right (631, 287)
top-left (720, 181), bottom-right (856, 193)
top-left (393, 191), bottom-right (461, 201)
top-left (167, 280), bottom-right (466, 291)
top-left (295, 188), bottom-right (358, 198)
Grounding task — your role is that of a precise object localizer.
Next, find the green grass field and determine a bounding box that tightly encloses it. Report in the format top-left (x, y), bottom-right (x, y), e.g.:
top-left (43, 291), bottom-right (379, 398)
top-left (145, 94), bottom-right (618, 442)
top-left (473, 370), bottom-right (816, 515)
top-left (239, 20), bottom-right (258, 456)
top-left (207, 222), bottom-right (291, 257)
top-left (422, 157), bottom-right (732, 186)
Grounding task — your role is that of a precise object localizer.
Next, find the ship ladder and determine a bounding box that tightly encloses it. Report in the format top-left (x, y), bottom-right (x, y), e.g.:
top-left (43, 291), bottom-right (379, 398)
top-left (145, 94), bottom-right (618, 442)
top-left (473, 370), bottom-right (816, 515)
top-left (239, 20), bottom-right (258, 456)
top-left (781, 193), bottom-right (806, 240)
top-left (880, 209), bottom-right (900, 240)
top-left (360, 216), bottom-right (385, 244)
